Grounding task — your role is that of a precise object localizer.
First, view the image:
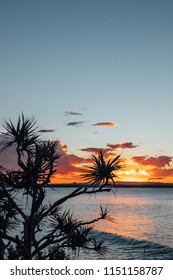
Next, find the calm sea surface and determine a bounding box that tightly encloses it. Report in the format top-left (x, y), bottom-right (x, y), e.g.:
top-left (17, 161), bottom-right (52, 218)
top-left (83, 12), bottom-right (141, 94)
top-left (46, 187), bottom-right (173, 259)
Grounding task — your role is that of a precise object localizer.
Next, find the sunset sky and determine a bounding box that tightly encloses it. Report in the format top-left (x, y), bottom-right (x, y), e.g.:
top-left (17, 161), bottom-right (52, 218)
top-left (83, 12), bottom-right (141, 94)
top-left (0, 0), bottom-right (173, 183)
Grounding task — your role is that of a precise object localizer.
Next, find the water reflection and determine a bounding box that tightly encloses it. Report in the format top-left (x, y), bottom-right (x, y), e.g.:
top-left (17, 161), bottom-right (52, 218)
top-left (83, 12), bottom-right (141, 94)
top-left (46, 187), bottom-right (173, 247)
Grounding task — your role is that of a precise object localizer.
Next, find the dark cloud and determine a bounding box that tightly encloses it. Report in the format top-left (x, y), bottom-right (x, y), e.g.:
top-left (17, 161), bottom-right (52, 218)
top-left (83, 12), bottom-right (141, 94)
top-left (66, 121), bottom-right (85, 127)
top-left (92, 122), bottom-right (117, 127)
top-left (132, 155), bottom-right (172, 168)
top-left (0, 136), bottom-right (87, 178)
top-left (148, 177), bottom-right (165, 180)
top-left (81, 141), bottom-right (139, 156)
top-left (65, 111), bottom-right (83, 116)
top-left (81, 147), bottom-right (109, 154)
top-left (38, 129), bottom-right (56, 133)
top-left (107, 142), bottom-right (139, 150)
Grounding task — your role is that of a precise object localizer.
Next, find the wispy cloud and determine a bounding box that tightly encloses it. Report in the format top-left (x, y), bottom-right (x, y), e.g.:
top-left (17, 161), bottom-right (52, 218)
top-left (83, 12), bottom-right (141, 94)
top-left (81, 141), bottom-right (139, 155)
top-left (81, 147), bottom-right (108, 154)
top-left (65, 111), bottom-right (83, 116)
top-left (66, 121), bottom-right (85, 127)
top-left (38, 129), bottom-right (56, 133)
top-left (148, 177), bottom-right (165, 180)
top-left (107, 142), bottom-right (139, 150)
top-left (92, 122), bottom-right (117, 127)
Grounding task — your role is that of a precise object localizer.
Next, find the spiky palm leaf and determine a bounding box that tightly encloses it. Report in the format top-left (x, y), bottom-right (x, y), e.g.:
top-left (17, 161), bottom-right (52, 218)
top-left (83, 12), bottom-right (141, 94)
top-left (49, 209), bottom-right (80, 234)
top-left (25, 141), bottom-right (61, 184)
top-left (1, 114), bottom-right (39, 152)
top-left (1, 169), bottom-right (24, 189)
top-left (0, 196), bottom-right (19, 234)
top-left (68, 226), bottom-right (94, 250)
top-left (91, 239), bottom-right (108, 255)
top-left (82, 151), bottom-right (122, 187)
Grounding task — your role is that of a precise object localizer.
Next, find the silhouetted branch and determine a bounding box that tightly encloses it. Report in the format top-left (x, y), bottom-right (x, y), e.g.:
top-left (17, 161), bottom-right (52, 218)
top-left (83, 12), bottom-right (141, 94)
top-left (0, 115), bottom-right (123, 259)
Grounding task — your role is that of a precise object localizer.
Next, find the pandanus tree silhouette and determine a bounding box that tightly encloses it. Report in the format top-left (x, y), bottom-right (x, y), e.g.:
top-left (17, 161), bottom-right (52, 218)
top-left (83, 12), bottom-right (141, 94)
top-left (0, 114), bottom-right (123, 259)
top-left (82, 151), bottom-right (123, 188)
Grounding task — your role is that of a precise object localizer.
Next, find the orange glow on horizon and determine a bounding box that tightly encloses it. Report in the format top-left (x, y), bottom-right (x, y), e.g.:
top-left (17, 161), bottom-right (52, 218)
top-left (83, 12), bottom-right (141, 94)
top-left (50, 149), bottom-right (173, 184)
top-left (50, 168), bottom-right (173, 185)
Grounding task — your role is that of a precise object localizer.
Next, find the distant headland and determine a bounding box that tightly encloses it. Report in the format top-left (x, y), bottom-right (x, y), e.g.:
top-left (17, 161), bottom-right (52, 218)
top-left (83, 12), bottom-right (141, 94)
top-left (50, 182), bottom-right (173, 188)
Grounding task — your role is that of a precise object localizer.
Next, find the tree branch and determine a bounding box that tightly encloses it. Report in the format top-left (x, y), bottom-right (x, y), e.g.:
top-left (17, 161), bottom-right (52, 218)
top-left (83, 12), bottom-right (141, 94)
top-left (1, 183), bottom-right (27, 222)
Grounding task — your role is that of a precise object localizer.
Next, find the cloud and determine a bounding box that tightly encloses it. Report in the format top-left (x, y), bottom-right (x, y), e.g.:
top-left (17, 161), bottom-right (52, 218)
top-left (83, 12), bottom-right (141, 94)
top-left (56, 141), bottom-right (88, 175)
top-left (65, 111), bottom-right (82, 116)
top-left (148, 177), bottom-right (165, 180)
top-left (81, 147), bottom-right (109, 154)
top-left (107, 142), bottom-right (139, 150)
top-left (132, 155), bottom-right (172, 168)
top-left (81, 141), bottom-right (139, 156)
top-left (149, 168), bottom-right (173, 178)
top-left (38, 129), bottom-right (56, 133)
top-left (0, 134), bottom-right (18, 170)
top-left (92, 122), bottom-right (117, 127)
top-left (0, 136), bottom-right (86, 181)
top-left (57, 154), bottom-right (84, 174)
top-left (57, 141), bottom-right (68, 152)
top-left (131, 155), bottom-right (173, 181)
top-left (66, 121), bottom-right (85, 127)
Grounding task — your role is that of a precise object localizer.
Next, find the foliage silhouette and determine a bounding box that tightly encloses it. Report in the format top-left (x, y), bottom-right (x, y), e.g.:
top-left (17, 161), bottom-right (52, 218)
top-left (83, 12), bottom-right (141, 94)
top-left (82, 151), bottom-right (123, 188)
top-left (0, 115), bottom-right (122, 259)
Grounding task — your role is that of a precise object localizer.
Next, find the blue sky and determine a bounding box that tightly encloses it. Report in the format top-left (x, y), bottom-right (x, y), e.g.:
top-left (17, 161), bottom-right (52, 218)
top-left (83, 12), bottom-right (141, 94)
top-left (0, 0), bottom-right (173, 182)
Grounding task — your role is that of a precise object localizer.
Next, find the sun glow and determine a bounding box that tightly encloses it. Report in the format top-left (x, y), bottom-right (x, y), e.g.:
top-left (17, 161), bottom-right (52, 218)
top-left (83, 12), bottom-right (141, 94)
top-left (50, 159), bottom-right (173, 184)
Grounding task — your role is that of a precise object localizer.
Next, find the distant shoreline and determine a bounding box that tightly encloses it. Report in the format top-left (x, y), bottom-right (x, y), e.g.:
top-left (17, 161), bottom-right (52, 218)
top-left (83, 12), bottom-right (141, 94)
top-left (50, 182), bottom-right (173, 188)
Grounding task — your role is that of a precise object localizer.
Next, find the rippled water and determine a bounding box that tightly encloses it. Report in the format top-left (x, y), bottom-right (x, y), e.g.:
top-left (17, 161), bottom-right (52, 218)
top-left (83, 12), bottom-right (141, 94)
top-left (46, 187), bottom-right (173, 259)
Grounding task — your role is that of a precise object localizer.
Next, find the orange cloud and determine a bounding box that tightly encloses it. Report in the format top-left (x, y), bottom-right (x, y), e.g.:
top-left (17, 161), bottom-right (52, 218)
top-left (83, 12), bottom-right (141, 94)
top-left (132, 155), bottom-right (172, 168)
top-left (107, 142), bottom-right (139, 150)
top-left (55, 141), bottom-right (87, 174)
top-left (1, 133), bottom-right (173, 184)
top-left (57, 154), bottom-right (85, 175)
top-left (92, 122), bottom-right (117, 127)
top-left (129, 155), bottom-right (173, 182)
top-left (0, 136), bottom-right (86, 183)
top-left (117, 158), bottom-right (150, 182)
top-left (57, 141), bottom-right (68, 152)
top-left (149, 168), bottom-right (173, 178)
top-left (148, 177), bottom-right (165, 181)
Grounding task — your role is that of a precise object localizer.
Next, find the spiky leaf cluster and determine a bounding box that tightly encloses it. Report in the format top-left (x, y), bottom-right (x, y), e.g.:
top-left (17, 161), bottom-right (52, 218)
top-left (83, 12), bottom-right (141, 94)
top-left (82, 151), bottom-right (123, 187)
top-left (0, 115), bottom-right (123, 259)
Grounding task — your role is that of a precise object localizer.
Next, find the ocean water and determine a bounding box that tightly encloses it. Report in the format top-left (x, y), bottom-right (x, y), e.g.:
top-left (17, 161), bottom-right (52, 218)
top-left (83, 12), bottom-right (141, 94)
top-left (46, 187), bottom-right (173, 259)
